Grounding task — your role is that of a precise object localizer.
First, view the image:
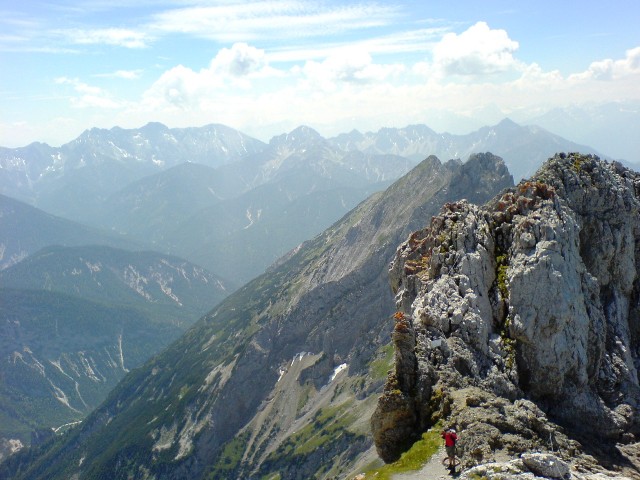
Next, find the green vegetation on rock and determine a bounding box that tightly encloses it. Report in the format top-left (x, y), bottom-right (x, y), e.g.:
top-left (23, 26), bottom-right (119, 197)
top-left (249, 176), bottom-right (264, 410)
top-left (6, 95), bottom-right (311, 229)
top-left (361, 423), bottom-right (443, 479)
top-left (369, 343), bottom-right (394, 380)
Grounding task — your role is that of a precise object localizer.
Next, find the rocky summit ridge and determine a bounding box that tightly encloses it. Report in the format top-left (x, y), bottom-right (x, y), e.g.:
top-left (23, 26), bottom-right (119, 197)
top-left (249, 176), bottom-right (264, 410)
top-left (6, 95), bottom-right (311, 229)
top-left (372, 153), bottom-right (640, 478)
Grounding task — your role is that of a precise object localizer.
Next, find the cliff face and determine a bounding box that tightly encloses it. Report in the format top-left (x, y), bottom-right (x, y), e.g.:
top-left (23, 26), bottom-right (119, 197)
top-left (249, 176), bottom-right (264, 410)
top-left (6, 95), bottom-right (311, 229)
top-left (373, 153), bottom-right (640, 476)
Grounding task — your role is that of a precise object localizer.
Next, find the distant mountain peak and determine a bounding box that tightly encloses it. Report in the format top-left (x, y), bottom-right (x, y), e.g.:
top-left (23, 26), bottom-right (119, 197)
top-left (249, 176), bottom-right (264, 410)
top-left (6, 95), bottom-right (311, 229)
top-left (289, 125), bottom-right (322, 136)
top-left (139, 121), bottom-right (169, 133)
top-left (496, 117), bottom-right (519, 128)
top-left (269, 125), bottom-right (325, 149)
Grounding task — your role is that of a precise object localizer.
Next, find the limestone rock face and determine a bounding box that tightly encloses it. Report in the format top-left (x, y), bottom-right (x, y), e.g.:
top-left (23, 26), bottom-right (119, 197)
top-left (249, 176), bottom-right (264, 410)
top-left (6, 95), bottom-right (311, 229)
top-left (372, 154), bottom-right (640, 474)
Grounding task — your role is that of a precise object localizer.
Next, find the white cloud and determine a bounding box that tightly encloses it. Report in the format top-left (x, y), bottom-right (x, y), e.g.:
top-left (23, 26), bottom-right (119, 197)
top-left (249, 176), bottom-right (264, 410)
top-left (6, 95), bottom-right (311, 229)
top-left (129, 35), bottom-right (640, 143)
top-left (55, 77), bottom-right (122, 109)
top-left (268, 27), bottom-right (448, 63)
top-left (570, 46), bottom-right (640, 81)
top-left (59, 27), bottom-right (150, 48)
top-left (149, 1), bottom-right (399, 42)
top-left (300, 47), bottom-right (404, 91)
top-left (210, 43), bottom-right (266, 76)
top-left (142, 43), bottom-right (278, 109)
top-left (432, 21), bottom-right (519, 76)
top-left (142, 65), bottom-right (210, 109)
top-left (94, 69), bottom-right (143, 79)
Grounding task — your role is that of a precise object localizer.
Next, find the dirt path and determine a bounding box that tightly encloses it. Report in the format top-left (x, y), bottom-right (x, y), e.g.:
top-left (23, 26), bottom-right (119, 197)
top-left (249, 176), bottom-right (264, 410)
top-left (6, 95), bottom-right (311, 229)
top-left (392, 446), bottom-right (460, 480)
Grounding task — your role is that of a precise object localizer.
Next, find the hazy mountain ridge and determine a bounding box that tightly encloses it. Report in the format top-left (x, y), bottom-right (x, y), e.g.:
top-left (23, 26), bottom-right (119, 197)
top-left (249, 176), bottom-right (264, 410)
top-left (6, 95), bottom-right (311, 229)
top-left (2, 119), bottom-right (601, 283)
top-left (0, 244), bottom-right (232, 325)
top-left (327, 118), bottom-right (603, 180)
top-left (1, 118), bottom-right (607, 222)
top-left (90, 124), bottom-right (414, 284)
top-left (0, 194), bottom-right (140, 270)
top-left (525, 100), bottom-right (640, 163)
top-left (0, 153), bottom-right (513, 479)
top-left (0, 122), bottom-right (267, 221)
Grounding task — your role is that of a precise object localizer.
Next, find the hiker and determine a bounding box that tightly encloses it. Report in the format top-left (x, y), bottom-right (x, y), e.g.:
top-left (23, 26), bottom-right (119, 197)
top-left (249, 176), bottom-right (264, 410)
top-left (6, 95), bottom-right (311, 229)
top-left (441, 427), bottom-right (458, 470)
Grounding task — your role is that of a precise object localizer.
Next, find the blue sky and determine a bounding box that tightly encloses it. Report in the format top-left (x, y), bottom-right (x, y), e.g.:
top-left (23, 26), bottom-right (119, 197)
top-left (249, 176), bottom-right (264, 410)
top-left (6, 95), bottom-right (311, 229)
top-left (1, 0), bottom-right (639, 147)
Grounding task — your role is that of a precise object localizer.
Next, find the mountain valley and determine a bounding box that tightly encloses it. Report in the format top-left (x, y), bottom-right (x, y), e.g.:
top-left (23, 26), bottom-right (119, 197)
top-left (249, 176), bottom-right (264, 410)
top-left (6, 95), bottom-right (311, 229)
top-left (0, 153), bottom-right (514, 479)
top-left (1, 119), bottom-right (639, 479)
top-left (0, 244), bottom-right (231, 454)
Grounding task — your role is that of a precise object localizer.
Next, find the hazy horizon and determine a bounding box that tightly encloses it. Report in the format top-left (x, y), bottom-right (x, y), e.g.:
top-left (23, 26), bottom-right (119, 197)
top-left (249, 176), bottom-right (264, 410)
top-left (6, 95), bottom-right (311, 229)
top-left (1, 0), bottom-right (639, 149)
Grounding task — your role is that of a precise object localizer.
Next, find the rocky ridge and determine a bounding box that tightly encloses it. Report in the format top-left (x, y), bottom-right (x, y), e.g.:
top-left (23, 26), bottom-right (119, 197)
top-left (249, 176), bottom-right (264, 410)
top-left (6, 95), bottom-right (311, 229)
top-left (372, 153), bottom-right (640, 478)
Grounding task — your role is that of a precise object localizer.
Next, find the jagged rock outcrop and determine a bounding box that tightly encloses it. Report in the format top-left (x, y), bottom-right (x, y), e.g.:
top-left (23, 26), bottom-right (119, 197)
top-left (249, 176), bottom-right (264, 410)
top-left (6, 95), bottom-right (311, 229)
top-left (372, 153), bottom-right (640, 477)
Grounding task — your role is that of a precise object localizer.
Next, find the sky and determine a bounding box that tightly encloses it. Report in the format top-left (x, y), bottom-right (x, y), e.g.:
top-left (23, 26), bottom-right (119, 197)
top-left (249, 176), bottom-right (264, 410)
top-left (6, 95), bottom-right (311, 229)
top-left (1, 0), bottom-right (639, 148)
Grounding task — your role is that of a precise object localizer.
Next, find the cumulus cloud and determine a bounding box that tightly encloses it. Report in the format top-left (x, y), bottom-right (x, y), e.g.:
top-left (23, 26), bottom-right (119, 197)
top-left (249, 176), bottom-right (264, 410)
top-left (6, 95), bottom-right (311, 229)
top-left (432, 21), bottom-right (519, 76)
top-left (142, 65), bottom-right (211, 109)
top-left (142, 43), bottom-right (274, 110)
top-left (301, 47), bottom-right (404, 91)
top-left (55, 77), bottom-right (122, 109)
top-left (570, 46), bottom-right (640, 81)
top-left (210, 43), bottom-right (266, 76)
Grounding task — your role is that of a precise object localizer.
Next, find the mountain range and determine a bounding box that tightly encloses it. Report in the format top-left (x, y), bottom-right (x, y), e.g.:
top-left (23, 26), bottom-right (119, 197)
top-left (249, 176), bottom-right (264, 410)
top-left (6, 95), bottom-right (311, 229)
top-left (0, 194), bottom-right (139, 270)
top-left (1, 118), bottom-right (606, 286)
top-left (1, 117), bottom-right (635, 478)
top-left (0, 153), bottom-right (514, 479)
top-left (524, 100), bottom-right (640, 163)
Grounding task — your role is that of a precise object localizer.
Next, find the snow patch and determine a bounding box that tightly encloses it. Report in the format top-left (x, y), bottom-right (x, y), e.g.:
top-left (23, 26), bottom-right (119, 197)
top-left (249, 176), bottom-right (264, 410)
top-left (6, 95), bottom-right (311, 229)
top-left (151, 154), bottom-right (165, 167)
top-left (23, 348), bottom-right (46, 376)
top-left (11, 351), bottom-right (23, 364)
top-left (123, 265), bottom-right (152, 300)
top-left (291, 352), bottom-right (309, 366)
top-left (75, 381), bottom-right (89, 409)
top-left (330, 363), bottom-right (348, 382)
top-left (78, 352), bottom-right (104, 382)
top-left (155, 276), bottom-right (182, 305)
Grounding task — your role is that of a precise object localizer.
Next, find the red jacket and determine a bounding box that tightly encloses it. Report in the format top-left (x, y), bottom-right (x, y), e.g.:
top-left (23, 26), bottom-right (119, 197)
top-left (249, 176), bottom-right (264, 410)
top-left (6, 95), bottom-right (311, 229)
top-left (442, 430), bottom-right (457, 447)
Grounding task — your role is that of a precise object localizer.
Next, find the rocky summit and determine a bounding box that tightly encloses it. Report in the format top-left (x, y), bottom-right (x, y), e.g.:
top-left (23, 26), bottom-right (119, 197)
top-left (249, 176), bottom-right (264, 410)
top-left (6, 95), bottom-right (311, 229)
top-left (372, 153), bottom-right (640, 478)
